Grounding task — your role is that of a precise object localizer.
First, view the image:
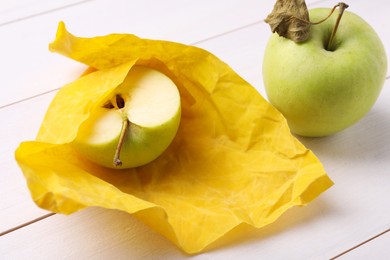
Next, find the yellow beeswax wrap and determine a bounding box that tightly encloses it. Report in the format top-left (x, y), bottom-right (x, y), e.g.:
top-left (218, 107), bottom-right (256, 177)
top-left (15, 22), bottom-right (333, 254)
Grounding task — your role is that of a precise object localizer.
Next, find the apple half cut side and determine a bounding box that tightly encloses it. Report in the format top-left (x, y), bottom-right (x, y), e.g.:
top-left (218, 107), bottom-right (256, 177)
top-left (73, 66), bottom-right (181, 169)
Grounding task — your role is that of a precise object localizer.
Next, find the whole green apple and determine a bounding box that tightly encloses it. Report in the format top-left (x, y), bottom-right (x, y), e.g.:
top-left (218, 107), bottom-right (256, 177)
top-left (263, 8), bottom-right (387, 137)
top-left (73, 66), bottom-right (181, 169)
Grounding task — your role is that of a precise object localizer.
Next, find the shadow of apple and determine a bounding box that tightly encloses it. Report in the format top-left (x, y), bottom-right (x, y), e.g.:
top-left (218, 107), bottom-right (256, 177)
top-left (297, 106), bottom-right (390, 165)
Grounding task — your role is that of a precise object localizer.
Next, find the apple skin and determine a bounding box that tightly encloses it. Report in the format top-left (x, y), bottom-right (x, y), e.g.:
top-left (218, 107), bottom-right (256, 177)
top-left (73, 66), bottom-right (181, 169)
top-left (74, 108), bottom-right (181, 169)
top-left (263, 8), bottom-right (387, 137)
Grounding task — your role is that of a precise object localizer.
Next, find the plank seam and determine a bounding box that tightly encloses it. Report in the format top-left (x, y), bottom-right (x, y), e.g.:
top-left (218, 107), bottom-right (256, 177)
top-left (0, 0), bottom-right (93, 27)
top-left (0, 213), bottom-right (56, 236)
top-left (330, 228), bottom-right (390, 259)
top-left (0, 88), bottom-right (60, 110)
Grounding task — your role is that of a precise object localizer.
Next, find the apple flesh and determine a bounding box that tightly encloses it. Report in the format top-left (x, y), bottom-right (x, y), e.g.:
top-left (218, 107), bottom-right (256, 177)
top-left (73, 66), bottom-right (181, 169)
top-left (263, 8), bottom-right (387, 137)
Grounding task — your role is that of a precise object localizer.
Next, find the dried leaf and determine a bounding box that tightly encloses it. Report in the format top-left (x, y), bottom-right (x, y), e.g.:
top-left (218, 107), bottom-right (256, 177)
top-left (265, 0), bottom-right (311, 43)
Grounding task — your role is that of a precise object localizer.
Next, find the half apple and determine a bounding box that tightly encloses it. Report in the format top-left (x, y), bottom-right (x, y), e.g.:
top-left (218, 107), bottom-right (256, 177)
top-left (73, 66), bottom-right (181, 169)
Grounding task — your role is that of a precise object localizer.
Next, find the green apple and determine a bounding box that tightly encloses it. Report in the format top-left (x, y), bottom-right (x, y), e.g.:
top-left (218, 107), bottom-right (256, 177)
top-left (263, 8), bottom-right (387, 137)
top-left (73, 66), bottom-right (181, 169)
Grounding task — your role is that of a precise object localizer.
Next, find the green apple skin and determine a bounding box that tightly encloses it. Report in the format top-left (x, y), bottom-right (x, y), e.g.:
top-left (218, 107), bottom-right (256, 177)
top-left (73, 66), bottom-right (181, 169)
top-left (263, 8), bottom-right (387, 137)
top-left (75, 109), bottom-right (181, 169)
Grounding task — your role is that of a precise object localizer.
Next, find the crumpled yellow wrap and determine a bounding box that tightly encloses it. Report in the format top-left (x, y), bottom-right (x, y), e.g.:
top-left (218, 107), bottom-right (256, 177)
top-left (15, 22), bottom-right (333, 254)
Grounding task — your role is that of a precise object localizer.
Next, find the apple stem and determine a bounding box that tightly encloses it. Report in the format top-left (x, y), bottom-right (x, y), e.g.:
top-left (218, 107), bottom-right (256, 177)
top-left (113, 118), bottom-right (129, 167)
top-left (326, 2), bottom-right (349, 51)
top-left (291, 2), bottom-right (348, 26)
top-left (305, 3), bottom-right (340, 25)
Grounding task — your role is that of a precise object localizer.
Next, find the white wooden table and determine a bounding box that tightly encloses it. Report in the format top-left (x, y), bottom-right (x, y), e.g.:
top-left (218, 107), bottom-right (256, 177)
top-left (1, 0), bottom-right (389, 259)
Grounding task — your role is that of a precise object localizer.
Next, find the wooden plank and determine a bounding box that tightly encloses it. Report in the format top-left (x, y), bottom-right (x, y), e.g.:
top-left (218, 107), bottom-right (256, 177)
top-left (0, 207), bottom-right (186, 259)
top-left (1, 0), bottom-right (390, 258)
top-left (0, 92), bottom-right (57, 231)
top-left (0, 0), bottom-right (89, 25)
top-left (332, 229), bottom-right (390, 259)
top-left (0, 0), bottom-right (325, 108)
